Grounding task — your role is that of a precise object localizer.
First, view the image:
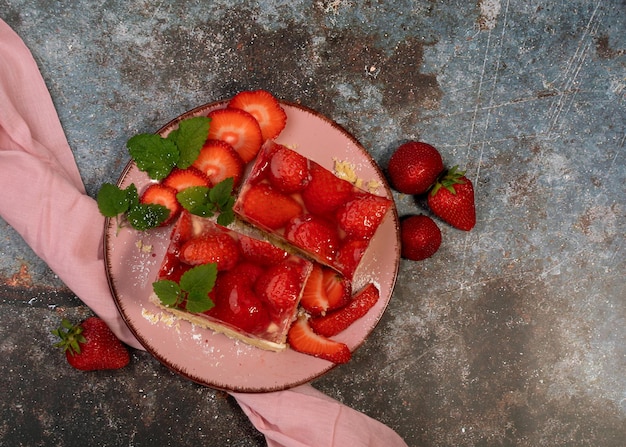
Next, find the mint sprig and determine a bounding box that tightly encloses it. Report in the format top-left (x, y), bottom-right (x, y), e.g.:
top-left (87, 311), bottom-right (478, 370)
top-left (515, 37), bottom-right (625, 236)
top-left (153, 263), bottom-right (217, 313)
top-left (127, 115), bottom-right (211, 180)
top-left (176, 178), bottom-right (236, 226)
top-left (97, 182), bottom-right (169, 231)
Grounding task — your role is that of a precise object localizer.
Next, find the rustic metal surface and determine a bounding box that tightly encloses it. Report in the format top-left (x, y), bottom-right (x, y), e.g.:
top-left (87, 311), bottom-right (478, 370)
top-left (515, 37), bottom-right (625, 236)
top-left (1, 1), bottom-right (625, 445)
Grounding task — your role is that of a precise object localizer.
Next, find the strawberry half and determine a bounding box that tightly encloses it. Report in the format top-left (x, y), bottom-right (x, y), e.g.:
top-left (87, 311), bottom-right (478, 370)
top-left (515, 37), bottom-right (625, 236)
top-left (192, 139), bottom-right (245, 188)
top-left (335, 238), bottom-right (368, 279)
top-left (140, 183), bottom-right (181, 226)
top-left (285, 214), bottom-right (340, 263)
top-left (162, 167), bottom-right (212, 192)
top-left (267, 144), bottom-right (310, 194)
top-left (301, 163), bottom-right (354, 215)
top-left (336, 193), bottom-right (391, 240)
top-left (228, 89), bottom-right (287, 141)
top-left (254, 261), bottom-right (302, 313)
top-left (301, 264), bottom-right (351, 316)
top-left (207, 108), bottom-right (263, 163)
top-left (309, 283), bottom-right (380, 337)
top-left (52, 317), bottom-right (130, 371)
top-left (287, 314), bottom-right (351, 364)
top-left (427, 166), bottom-right (476, 231)
top-left (240, 183), bottom-right (303, 230)
top-left (239, 235), bottom-right (289, 266)
top-left (179, 232), bottom-right (241, 271)
top-left (209, 269), bottom-right (270, 334)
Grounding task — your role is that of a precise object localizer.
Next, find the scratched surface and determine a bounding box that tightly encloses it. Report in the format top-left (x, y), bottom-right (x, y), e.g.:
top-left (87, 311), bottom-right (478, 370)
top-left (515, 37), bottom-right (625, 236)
top-left (1, 1), bottom-right (625, 446)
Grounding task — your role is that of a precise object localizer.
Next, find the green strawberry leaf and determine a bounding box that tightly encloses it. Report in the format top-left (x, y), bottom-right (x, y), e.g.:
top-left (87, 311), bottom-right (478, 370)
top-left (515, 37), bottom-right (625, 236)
top-left (179, 263), bottom-right (217, 313)
top-left (127, 133), bottom-right (179, 180)
top-left (177, 186), bottom-right (216, 217)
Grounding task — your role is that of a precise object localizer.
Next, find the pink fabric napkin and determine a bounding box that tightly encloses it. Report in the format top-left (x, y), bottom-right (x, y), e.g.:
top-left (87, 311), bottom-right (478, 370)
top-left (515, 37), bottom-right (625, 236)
top-left (0, 19), bottom-right (408, 447)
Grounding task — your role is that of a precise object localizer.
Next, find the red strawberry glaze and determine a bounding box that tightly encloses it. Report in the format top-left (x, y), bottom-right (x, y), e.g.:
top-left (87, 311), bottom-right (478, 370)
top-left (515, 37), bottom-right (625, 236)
top-left (154, 211), bottom-right (313, 347)
top-left (234, 141), bottom-right (392, 279)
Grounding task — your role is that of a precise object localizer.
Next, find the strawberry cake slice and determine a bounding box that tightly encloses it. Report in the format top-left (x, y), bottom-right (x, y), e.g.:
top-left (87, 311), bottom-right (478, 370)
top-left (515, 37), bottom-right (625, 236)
top-left (233, 140), bottom-right (393, 279)
top-left (150, 210), bottom-right (313, 351)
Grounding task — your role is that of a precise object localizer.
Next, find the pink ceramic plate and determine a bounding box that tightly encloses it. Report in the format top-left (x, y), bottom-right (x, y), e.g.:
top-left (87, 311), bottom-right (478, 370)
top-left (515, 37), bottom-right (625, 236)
top-left (104, 100), bottom-right (400, 392)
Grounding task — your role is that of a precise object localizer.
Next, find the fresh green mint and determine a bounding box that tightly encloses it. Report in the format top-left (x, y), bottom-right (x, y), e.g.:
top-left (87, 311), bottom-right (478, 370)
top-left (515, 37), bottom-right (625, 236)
top-left (153, 263), bottom-right (217, 313)
top-left (127, 115), bottom-right (211, 180)
top-left (176, 177), bottom-right (236, 226)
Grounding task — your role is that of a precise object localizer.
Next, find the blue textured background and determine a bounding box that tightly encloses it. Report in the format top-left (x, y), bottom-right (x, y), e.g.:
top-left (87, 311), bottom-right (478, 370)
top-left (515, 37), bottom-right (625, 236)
top-left (1, 1), bottom-right (625, 445)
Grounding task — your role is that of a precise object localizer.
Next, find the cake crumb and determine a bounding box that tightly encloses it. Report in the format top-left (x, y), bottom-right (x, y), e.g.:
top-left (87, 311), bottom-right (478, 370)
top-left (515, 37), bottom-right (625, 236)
top-left (333, 158), bottom-right (381, 193)
top-left (135, 240), bottom-right (153, 253)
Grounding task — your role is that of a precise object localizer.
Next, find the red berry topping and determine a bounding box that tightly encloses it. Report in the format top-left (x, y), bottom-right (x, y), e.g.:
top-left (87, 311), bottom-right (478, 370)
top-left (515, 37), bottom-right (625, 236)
top-left (179, 232), bottom-right (240, 271)
top-left (287, 315), bottom-right (351, 364)
top-left (207, 108), bottom-right (263, 163)
top-left (336, 193), bottom-right (391, 240)
top-left (240, 183), bottom-right (303, 230)
top-left (387, 141), bottom-right (444, 194)
top-left (400, 215), bottom-right (441, 261)
top-left (335, 239), bottom-right (368, 279)
top-left (267, 144), bottom-right (310, 194)
top-left (228, 89), bottom-right (287, 141)
top-left (285, 214), bottom-right (340, 263)
top-left (254, 261), bottom-right (302, 313)
top-left (192, 139), bottom-right (245, 188)
top-left (239, 235), bottom-right (289, 266)
top-left (300, 163), bottom-right (354, 215)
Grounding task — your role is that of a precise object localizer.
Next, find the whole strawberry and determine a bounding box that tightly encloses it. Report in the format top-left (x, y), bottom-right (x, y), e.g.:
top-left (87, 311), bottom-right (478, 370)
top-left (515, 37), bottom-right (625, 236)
top-left (427, 166), bottom-right (476, 231)
top-left (400, 215), bottom-right (442, 260)
top-left (387, 141), bottom-right (444, 195)
top-left (52, 317), bottom-right (130, 371)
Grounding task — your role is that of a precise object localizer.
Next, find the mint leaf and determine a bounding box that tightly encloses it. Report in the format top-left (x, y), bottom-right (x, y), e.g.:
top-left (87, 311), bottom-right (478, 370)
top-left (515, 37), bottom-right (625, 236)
top-left (216, 206), bottom-right (235, 226)
top-left (209, 177), bottom-right (234, 207)
top-left (127, 133), bottom-right (179, 180)
top-left (179, 263), bottom-right (217, 313)
top-left (177, 186), bottom-right (216, 217)
top-left (169, 116), bottom-right (211, 169)
top-left (97, 183), bottom-right (131, 217)
top-left (126, 203), bottom-right (169, 230)
top-left (153, 279), bottom-right (183, 307)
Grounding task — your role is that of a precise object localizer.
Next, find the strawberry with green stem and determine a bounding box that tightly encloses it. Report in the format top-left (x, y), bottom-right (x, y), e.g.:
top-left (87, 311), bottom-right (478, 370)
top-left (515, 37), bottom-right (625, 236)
top-left (427, 166), bottom-right (476, 231)
top-left (52, 317), bottom-right (130, 371)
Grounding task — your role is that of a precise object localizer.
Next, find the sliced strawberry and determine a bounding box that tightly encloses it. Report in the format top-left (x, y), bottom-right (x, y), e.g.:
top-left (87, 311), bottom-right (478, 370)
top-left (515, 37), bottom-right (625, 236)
top-left (254, 261), bottom-right (302, 313)
top-left (335, 238), bottom-right (368, 279)
top-left (287, 314), bottom-right (351, 364)
top-left (207, 108), bottom-right (263, 163)
top-left (179, 232), bottom-right (240, 271)
top-left (300, 264), bottom-right (351, 316)
top-left (240, 183), bottom-right (303, 230)
top-left (162, 167), bottom-right (212, 192)
top-left (309, 283), bottom-right (380, 337)
top-left (239, 235), bottom-right (289, 266)
top-left (322, 267), bottom-right (351, 311)
top-left (139, 183), bottom-right (181, 226)
top-left (209, 270), bottom-right (270, 334)
top-left (299, 264), bottom-right (327, 315)
top-left (267, 144), bottom-right (310, 194)
top-left (301, 163), bottom-right (355, 215)
top-left (284, 214), bottom-right (339, 263)
top-left (192, 139), bottom-right (245, 188)
top-left (228, 90), bottom-right (287, 141)
top-left (336, 193), bottom-right (391, 240)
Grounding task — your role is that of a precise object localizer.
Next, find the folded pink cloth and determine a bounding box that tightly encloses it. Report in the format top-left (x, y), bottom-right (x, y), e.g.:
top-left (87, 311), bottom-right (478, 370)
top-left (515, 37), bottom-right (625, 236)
top-left (0, 19), bottom-right (408, 447)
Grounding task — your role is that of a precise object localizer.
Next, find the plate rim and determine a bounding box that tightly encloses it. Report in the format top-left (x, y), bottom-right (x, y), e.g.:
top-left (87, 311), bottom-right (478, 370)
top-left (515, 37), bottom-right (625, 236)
top-left (104, 99), bottom-right (400, 392)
